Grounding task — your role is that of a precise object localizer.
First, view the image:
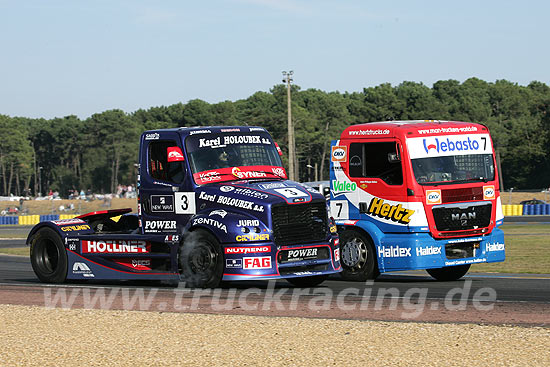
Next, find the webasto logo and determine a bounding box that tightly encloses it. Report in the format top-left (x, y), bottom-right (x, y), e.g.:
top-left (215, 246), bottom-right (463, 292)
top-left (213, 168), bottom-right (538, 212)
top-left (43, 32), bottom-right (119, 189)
top-left (423, 137), bottom-right (480, 154)
top-left (332, 181), bottom-right (357, 195)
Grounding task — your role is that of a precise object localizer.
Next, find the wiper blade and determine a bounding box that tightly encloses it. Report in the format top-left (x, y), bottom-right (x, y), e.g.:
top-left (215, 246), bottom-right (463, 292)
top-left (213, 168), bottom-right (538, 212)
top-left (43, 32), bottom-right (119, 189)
top-left (451, 177), bottom-right (489, 184)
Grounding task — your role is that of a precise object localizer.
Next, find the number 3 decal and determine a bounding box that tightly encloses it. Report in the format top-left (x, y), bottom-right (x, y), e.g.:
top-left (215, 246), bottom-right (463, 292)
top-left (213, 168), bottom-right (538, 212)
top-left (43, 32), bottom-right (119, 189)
top-left (175, 192), bottom-right (196, 214)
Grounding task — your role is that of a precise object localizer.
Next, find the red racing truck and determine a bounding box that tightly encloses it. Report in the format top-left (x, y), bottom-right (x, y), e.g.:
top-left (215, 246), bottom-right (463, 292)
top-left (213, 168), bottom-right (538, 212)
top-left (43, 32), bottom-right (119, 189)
top-left (330, 120), bottom-right (505, 281)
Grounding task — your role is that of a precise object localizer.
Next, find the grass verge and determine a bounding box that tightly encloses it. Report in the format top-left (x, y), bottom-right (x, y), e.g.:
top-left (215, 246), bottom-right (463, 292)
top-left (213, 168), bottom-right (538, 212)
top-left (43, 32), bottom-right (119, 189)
top-left (0, 247), bottom-right (29, 256)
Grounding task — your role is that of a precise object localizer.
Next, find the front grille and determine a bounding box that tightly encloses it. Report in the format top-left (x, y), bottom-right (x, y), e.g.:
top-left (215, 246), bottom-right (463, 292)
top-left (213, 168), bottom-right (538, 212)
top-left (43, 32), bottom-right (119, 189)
top-left (278, 264), bottom-right (328, 276)
top-left (278, 247), bottom-right (330, 264)
top-left (445, 241), bottom-right (479, 259)
top-left (433, 202), bottom-right (492, 232)
top-left (271, 201), bottom-right (328, 246)
top-left (441, 187), bottom-right (483, 203)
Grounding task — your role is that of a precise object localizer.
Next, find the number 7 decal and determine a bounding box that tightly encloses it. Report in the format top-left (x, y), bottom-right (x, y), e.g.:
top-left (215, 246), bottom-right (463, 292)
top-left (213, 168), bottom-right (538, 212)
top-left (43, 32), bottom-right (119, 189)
top-left (330, 200), bottom-right (348, 220)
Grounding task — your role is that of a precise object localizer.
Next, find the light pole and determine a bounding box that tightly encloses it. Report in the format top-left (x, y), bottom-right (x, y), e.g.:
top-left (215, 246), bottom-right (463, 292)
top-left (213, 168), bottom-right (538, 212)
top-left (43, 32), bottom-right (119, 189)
top-left (282, 70), bottom-right (295, 181)
top-left (38, 166), bottom-right (43, 197)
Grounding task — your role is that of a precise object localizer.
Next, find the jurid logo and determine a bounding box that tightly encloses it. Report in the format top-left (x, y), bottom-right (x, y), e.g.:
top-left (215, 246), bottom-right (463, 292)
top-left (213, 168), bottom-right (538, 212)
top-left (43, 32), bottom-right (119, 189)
top-left (423, 137), bottom-right (480, 154)
top-left (426, 189), bottom-right (442, 205)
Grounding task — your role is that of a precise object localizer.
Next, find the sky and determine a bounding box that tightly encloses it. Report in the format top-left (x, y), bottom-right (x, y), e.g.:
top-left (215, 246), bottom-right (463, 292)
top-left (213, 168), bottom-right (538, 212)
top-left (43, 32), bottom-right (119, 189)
top-left (1, 0), bottom-right (548, 119)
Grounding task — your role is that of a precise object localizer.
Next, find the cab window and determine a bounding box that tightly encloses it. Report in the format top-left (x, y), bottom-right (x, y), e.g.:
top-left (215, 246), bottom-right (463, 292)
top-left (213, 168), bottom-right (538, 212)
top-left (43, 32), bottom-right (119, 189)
top-left (349, 142), bottom-right (403, 185)
top-left (148, 141), bottom-right (184, 183)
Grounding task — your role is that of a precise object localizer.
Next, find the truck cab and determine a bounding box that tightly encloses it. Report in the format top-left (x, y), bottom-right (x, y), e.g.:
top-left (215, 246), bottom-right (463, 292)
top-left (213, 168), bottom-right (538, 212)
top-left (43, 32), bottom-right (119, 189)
top-left (28, 126), bottom-right (340, 287)
top-left (329, 120), bottom-right (505, 281)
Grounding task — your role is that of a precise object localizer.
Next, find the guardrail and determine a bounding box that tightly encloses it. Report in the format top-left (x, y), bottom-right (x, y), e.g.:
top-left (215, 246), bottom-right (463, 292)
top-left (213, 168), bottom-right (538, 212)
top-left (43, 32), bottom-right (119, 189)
top-left (0, 214), bottom-right (75, 225)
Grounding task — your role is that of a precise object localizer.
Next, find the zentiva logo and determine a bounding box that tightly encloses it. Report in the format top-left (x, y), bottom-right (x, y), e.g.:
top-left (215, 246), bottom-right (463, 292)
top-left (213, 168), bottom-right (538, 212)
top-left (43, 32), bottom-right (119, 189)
top-left (423, 137), bottom-right (481, 154)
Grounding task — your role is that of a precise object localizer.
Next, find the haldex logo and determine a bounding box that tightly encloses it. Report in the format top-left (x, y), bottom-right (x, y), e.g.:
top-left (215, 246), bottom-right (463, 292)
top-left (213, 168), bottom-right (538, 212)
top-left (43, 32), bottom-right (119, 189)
top-left (423, 137), bottom-right (480, 154)
top-left (332, 181), bottom-right (357, 195)
top-left (377, 246), bottom-right (412, 258)
top-left (416, 246), bottom-right (442, 256)
top-left (487, 242), bottom-right (505, 252)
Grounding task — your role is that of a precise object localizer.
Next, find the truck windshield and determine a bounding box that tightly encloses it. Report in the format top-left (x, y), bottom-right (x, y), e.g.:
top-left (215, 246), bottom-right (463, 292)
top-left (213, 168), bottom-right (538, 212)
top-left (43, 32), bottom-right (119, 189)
top-left (185, 131), bottom-right (285, 185)
top-left (411, 154), bottom-right (495, 185)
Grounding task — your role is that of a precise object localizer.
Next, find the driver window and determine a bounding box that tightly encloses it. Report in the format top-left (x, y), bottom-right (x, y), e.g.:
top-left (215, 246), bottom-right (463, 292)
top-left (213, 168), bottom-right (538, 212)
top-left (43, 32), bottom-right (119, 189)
top-left (349, 142), bottom-right (403, 185)
top-left (149, 141), bottom-right (185, 183)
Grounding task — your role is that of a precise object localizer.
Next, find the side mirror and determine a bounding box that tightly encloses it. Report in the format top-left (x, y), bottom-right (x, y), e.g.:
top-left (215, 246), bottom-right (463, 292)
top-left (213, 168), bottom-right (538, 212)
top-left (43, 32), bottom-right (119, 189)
top-left (387, 152), bottom-right (400, 163)
top-left (274, 142), bottom-right (283, 156)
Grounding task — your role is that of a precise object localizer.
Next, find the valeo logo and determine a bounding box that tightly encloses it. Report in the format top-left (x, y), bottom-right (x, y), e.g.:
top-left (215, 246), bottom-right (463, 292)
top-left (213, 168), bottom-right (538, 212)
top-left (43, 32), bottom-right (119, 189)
top-left (332, 180), bottom-right (357, 195)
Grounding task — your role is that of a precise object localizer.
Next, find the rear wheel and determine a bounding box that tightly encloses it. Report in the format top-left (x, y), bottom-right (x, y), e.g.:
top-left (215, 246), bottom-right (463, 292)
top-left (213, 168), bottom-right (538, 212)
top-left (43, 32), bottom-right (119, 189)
top-left (179, 229), bottom-right (223, 288)
top-left (426, 264), bottom-right (471, 281)
top-left (339, 229), bottom-right (378, 281)
top-left (286, 275), bottom-right (328, 287)
top-left (30, 227), bottom-right (67, 283)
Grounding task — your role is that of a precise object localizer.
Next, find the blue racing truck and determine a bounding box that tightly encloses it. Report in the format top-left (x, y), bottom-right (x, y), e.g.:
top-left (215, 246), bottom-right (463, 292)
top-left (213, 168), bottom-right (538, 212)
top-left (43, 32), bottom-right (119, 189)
top-left (28, 126), bottom-right (341, 287)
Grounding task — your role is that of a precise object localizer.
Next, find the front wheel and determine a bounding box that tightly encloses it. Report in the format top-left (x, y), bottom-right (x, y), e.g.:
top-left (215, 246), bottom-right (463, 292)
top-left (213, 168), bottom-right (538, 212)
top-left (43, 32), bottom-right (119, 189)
top-left (179, 229), bottom-right (223, 288)
top-left (426, 264), bottom-right (471, 281)
top-left (30, 227), bottom-right (68, 283)
top-left (286, 275), bottom-right (328, 287)
top-left (339, 229), bottom-right (378, 281)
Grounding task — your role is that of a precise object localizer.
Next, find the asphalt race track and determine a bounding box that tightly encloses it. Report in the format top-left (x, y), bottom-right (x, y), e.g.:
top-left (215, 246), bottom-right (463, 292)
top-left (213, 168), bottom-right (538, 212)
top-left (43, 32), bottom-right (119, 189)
top-left (1, 224), bottom-right (549, 326)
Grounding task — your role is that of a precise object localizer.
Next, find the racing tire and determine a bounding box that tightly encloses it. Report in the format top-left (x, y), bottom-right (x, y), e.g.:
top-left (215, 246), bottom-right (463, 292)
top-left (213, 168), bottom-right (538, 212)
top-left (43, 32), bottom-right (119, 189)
top-left (426, 264), bottom-right (471, 281)
top-left (339, 229), bottom-right (378, 281)
top-left (30, 227), bottom-right (68, 283)
top-left (179, 229), bottom-right (223, 288)
top-left (286, 275), bottom-right (328, 287)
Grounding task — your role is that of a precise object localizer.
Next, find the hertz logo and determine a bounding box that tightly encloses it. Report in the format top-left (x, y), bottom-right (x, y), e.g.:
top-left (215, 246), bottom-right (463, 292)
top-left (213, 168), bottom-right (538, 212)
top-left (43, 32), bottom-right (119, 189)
top-left (366, 198), bottom-right (414, 224)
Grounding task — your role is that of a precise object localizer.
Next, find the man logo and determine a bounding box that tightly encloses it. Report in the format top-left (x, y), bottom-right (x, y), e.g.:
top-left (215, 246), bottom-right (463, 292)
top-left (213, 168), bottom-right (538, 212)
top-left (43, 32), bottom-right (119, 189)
top-left (331, 146), bottom-right (347, 162)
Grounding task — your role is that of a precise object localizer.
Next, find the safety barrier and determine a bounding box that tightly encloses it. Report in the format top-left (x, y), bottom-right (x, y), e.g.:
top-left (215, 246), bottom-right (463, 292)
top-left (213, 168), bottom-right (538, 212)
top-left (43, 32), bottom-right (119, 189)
top-left (523, 204), bottom-right (550, 215)
top-left (502, 205), bottom-right (524, 216)
top-left (0, 216), bottom-right (19, 225)
top-left (2, 206), bottom-right (549, 224)
top-left (0, 214), bottom-right (78, 225)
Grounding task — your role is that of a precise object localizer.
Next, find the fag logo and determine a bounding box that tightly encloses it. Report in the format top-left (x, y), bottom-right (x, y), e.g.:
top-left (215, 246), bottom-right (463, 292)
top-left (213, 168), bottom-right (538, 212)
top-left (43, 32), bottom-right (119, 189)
top-left (331, 146), bottom-right (347, 162)
top-left (483, 185), bottom-right (495, 200)
top-left (243, 256), bottom-right (272, 269)
top-left (426, 189), bottom-right (442, 205)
